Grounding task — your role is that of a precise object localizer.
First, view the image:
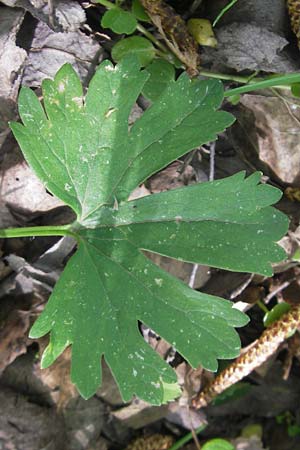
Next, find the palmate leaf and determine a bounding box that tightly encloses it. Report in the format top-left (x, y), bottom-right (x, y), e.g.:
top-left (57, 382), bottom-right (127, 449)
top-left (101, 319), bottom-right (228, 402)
top-left (101, 8), bottom-right (138, 35)
top-left (9, 58), bottom-right (288, 404)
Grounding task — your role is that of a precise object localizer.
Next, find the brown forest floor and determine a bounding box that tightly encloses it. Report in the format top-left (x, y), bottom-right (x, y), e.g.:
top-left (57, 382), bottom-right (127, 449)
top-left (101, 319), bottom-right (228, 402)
top-left (1, 1), bottom-right (300, 449)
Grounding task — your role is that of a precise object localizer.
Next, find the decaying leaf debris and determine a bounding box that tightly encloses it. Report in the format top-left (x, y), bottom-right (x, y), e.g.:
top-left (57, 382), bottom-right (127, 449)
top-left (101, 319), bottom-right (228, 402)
top-left (140, 0), bottom-right (200, 75)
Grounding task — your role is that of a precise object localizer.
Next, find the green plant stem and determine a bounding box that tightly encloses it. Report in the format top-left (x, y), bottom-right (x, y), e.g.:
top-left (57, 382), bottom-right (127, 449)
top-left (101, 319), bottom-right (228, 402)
top-left (213, 0), bottom-right (238, 27)
top-left (199, 69), bottom-right (262, 84)
top-left (0, 225), bottom-right (78, 241)
top-left (169, 424), bottom-right (207, 450)
top-left (224, 73), bottom-right (300, 97)
top-left (199, 70), bottom-right (300, 92)
top-left (257, 299), bottom-right (269, 314)
top-left (136, 22), bottom-right (170, 54)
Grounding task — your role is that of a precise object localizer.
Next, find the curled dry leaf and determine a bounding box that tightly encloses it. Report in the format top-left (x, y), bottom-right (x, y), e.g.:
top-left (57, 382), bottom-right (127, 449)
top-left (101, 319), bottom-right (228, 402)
top-left (239, 94), bottom-right (300, 184)
top-left (140, 0), bottom-right (200, 75)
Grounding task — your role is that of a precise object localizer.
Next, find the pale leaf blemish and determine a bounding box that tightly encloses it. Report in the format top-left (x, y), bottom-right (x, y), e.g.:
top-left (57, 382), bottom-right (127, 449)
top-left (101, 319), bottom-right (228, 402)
top-left (49, 98), bottom-right (60, 106)
top-left (72, 96), bottom-right (83, 108)
top-left (58, 81), bottom-right (66, 93)
top-left (64, 183), bottom-right (72, 192)
top-left (105, 65), bottom-right (116, 72)
top-left (155, 278), bottom-right (163, 287)
top-left (105, 108), bottom-right (118, 118)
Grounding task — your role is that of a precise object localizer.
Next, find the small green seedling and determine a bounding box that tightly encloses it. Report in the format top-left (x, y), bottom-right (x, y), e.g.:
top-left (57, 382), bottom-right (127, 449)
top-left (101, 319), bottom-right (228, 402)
top-left (1, 57), bottom-right (288, 404)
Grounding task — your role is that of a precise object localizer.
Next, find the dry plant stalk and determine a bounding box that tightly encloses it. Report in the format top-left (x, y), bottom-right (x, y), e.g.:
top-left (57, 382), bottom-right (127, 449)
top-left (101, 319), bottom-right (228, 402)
top-left (192, 303), bottom-right (300, 409)
top-left (287, 0), bottom-right (300, 47)
top-left (140, 0), bottom-right (200, 76)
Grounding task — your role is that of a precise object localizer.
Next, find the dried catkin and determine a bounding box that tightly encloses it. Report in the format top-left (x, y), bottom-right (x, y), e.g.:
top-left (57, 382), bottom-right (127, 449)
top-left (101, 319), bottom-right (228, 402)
top-left (125, 434), bottom-right (174, 450)
top-left (193, 304), bottom-right (300, 409)
top-left (287, 0), bottom-right (300, 47)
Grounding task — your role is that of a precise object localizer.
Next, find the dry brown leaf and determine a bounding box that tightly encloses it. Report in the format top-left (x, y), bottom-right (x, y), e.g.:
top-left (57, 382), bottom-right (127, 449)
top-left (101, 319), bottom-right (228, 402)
top-left (34, 341), bottom-right (78, 408)
top-left (0, 308), bottom-right (30, 374)
top-left (140, 0), bottom-right (199, 76)
top-left (0, 142), bottom-right (64, 228)
top-left (239, 94), bottom-right (300, 184)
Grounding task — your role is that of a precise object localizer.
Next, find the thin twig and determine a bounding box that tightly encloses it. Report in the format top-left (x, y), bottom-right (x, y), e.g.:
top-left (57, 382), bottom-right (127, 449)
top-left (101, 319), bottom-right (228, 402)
top-left (189, 264), bottom-right (199, 288)
top-left (270, 88), bottom-right (300, 128)
top-left (183, 0), bottom-right (204, 19)
top-left (209, 142), bottom-right (216, 182)
top-left (264, 279), bottom-right (296, 304)
top-left (189, 142), bottom-right (215, 289)
top-left (47, 0), bottom-right (55, 28)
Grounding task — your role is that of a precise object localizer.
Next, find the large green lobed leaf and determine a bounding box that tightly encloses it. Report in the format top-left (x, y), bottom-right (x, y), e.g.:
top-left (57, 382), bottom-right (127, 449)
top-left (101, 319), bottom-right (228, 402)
top-left (10, 58), bottom-right (288, 404)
